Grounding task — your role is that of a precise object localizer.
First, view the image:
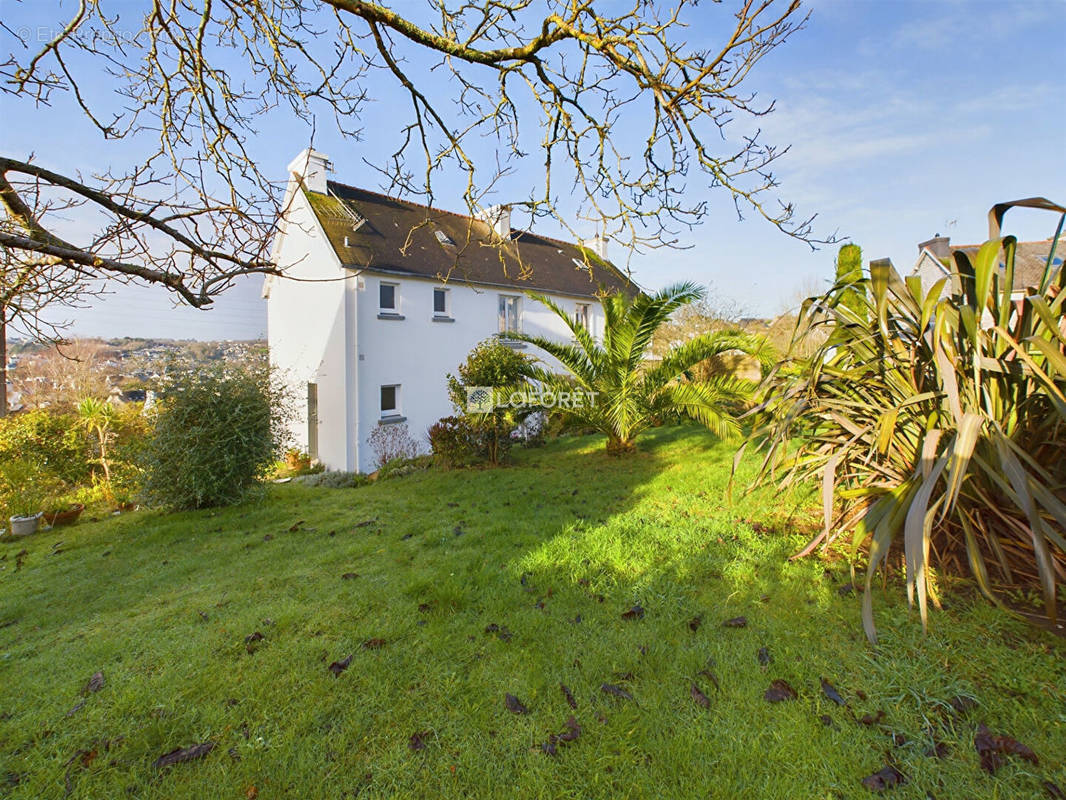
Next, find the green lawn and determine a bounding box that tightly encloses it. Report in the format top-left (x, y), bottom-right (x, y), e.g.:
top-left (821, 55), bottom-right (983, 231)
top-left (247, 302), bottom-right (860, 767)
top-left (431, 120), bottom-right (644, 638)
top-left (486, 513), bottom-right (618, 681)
top-left (2, 427), bottom-right (1064, 799)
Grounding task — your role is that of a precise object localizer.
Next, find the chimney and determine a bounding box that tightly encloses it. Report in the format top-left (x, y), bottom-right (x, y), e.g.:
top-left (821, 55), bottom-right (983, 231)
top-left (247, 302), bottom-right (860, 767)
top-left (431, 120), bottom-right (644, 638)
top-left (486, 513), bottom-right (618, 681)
top-left (287, 148), bottom-right (332, 194)
top-left (580, 233), bottom-right (608, 260)
top-left (918, 234), bottom-right (950, 260)
top-left (475, 204), bottom-right (511, 239)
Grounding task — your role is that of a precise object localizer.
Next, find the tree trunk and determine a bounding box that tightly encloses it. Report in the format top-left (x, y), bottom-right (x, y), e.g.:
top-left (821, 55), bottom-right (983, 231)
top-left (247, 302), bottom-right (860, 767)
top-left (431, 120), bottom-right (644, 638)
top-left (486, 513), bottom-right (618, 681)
top-left (0, 305), bottom-right (7, 418)
top-left (605, 435), bottom-right (636, 456)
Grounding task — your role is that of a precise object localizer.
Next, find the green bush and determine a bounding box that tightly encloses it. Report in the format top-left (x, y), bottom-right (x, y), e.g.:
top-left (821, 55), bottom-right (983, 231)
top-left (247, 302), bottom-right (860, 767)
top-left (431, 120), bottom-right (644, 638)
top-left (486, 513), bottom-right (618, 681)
top-left (428, 415), bottom-right (511, 468)
top-left (141, 366), bottom-right (289, 509)
top-left (441, 339), bottom-right (534, 465)
top-left (0, 409), bottom-right (91, 486)
top-left (746, 199), bottom-right (1066, 641)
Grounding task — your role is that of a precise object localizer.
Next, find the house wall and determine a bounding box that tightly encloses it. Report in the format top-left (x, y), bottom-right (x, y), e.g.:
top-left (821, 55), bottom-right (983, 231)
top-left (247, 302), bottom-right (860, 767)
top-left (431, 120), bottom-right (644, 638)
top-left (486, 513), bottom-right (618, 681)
top-left (266, 189), bottom-right (359, 470)
top-left (354, 274), bottom-right (603, 473)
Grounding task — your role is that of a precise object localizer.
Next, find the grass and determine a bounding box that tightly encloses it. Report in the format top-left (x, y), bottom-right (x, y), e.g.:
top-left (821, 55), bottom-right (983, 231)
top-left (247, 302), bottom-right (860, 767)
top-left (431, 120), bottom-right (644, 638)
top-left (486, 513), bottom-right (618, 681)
top-left (1, 426), bottom-right (1064, 799)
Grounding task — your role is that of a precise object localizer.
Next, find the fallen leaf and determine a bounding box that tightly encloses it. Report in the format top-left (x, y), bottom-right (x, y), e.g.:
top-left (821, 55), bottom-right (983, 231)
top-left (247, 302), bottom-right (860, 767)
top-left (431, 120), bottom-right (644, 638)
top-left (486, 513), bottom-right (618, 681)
top-left (341, 572), bottom-right (359, 580)
top-left (152, 742), bottom-right (215, 769)
top-left (688, 616), bottom-right (702, 632)
top-left (764, 679), bottom-right (797, 702)
top-left (723, 616), bottom-right (747, 628)
top-left (80, 749), bottom-right (98, 767)
top-left (561, 683), bottom-right (577, 709)
top-left (974, 723), bottom-right (1038, 773)
top-left (859, 710), bottom-right (885, 726)
top-left (621, 605), bottom-right (645, 620)
top-left (860, 764), bottom-right (905, 792)
top-left (1043, 780), bottom-right (1065, 799)
top-left (328, 655), bottom-right (352, 677)
top-left (504, 693), bottom-right (529, 714)
top-left (244, 632), bottom-right (264, 644)
top-left (949, 695), bottom-right (977, 715)
top-left (362, 638), bottom-right (386, 650)
top-left (246, 786), bottom-right (258, 799)
top-left (83, 672), bottom-right (104, 695)
top-left (690, 683), bottom-right (710, 709)
top-left (821, 678), bottom-right (846, 706)
top-left (757, 646), bottom-right (772, 666)
top-left (288, 520), bottom-right (304, 532)
top-left (697, 669), bottom-right (720, 691)
top-left (408, 730), bottom-right (432, 751)
top-left (558, 716), bottom-right (581, 742)
top-left (65, 700), bottom-right (86, 717)
top-left (600, 683), bottom-right (635, 702)
top-left (925, 742), bottom-right (950, 759)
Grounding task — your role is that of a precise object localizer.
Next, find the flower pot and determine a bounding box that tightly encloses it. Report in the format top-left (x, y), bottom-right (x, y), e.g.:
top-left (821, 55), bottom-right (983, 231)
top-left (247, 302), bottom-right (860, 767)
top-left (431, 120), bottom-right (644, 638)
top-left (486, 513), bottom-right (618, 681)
top-left (43, 503), bottom-right (85, 527)
top-left (9, 512), bottom-right (42, 537)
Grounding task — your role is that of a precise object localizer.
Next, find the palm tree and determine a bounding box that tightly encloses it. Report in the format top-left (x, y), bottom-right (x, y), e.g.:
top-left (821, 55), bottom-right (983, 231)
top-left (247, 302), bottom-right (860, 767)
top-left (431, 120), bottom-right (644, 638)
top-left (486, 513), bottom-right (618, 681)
top-left (508, 282), bottom-right (772, 454)
top-left (76, 397), bottom-right (116, 485)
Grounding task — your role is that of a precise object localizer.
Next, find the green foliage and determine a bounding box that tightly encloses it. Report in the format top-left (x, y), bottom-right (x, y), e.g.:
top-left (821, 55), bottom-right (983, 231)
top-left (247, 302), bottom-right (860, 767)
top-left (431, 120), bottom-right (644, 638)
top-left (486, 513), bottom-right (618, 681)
top-left (833, 243), bottom-right (868, 326)
top-left (441, 339), bottom-right (534, 465)
top-left (746, 202), bottom-right (1066, 641)
top-left (296, 470), bottom-right (367, 489)
top-left (0, 409), bottom-right (91, 486)
top-left (0, 458), bottom-right (63, 518)
top-left (141, 365), bottom-right (289, 509)
top-left (428, 415), bottom-right (511, 467)
top-left (509, 283), bottom-right (772, 454)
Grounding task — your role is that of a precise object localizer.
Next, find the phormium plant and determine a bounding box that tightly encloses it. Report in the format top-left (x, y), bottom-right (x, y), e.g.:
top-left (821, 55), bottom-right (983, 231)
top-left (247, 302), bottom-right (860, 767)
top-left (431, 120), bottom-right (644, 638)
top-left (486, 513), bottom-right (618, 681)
top-left (744, 198), bottom-right (1066, 642)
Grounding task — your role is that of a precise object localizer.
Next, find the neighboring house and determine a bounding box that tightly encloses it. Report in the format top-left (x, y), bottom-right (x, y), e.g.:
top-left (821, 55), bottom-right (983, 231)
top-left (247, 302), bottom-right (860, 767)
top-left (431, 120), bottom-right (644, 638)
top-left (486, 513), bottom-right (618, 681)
top-left (264, 149), bottom-right (637, 473)
top-left (910, 234), bottom-right (1063, 299)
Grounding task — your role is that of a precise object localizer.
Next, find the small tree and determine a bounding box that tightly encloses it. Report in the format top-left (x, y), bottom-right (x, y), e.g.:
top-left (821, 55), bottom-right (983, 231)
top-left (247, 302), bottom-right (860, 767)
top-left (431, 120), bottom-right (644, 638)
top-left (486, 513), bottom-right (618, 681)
top-left (141, 365), bottom-right (289, 509)
top-left (441, 339), bottom-right (535, 465)
top-left (76, 397), bottom-right (116, 485)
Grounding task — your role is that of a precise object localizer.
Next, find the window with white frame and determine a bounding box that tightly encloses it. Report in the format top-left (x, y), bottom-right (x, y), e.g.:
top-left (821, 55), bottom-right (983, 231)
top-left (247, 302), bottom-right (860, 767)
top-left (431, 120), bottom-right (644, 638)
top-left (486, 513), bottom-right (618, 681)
top-left (498, 295), bottom-right (520, 335)
top-left (380, 384), bottom-right (400, 418)
top-left (433, 287), bottom-right (450, 316)
top-left (574, 302), bottom-right (590, 330)
top-left (379, 281), bottom-right (398, 312)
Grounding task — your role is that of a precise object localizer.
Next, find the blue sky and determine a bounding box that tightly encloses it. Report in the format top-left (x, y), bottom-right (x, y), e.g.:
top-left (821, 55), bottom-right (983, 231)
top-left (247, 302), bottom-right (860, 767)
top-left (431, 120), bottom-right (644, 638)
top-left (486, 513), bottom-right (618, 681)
top-left (2, 0), bottom-right (1064, 340)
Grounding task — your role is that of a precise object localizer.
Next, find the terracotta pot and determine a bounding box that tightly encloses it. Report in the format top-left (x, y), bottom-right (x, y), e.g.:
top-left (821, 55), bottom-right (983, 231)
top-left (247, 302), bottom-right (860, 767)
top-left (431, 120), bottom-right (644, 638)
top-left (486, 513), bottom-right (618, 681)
top-left (44, 503), bottom-right (85, 527)
top-left (9, 512), bottom-right (42, 537)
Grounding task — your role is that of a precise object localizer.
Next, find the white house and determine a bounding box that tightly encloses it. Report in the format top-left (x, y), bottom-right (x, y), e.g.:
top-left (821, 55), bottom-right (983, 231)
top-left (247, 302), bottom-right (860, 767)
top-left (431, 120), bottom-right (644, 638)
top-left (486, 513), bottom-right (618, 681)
top-left (264, 149), bottom-right (637, 473)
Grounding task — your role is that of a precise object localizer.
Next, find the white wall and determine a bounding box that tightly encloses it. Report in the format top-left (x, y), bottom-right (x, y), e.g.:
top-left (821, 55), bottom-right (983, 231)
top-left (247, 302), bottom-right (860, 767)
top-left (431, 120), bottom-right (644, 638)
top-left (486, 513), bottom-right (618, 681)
top-left (266, 189), bottom-right (359, 470)
top-left (355, 274), bottom-right (602, 472)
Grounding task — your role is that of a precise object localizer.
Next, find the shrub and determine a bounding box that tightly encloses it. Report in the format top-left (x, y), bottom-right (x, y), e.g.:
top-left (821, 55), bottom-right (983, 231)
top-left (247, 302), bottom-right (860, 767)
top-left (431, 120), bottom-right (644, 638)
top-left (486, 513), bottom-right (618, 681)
top-left (428, 415), bottom-right (511, 468)
top-left (366, 422), bottom-right (419, 470)
top-left (141, 365), bottom-right (289, 509)
top-left (0, 409), bottom-right (91, 486)
top-left (296, 470), bottom-right (366, 489)
top-left (745, 199), bottom-right (1066, 641)
top-left (443, 339), bottom-right (534, 465)
top-left (0, 458), bottom-right (64, 519)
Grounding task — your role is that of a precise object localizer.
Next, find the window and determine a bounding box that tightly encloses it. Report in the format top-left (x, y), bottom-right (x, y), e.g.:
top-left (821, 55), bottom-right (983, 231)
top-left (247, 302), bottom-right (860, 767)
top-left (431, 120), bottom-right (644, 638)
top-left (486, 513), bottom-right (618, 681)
top-left (498, 295), bottom-right (520, 335)
top-left (380, 384), bottom-right (399, 417)
top-left (433, 288), bottom-right (449, 316)
top-left (379, 281), bottom-right (397, 312)
top-left (574, 303), bottom-right (590, 329)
